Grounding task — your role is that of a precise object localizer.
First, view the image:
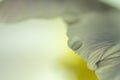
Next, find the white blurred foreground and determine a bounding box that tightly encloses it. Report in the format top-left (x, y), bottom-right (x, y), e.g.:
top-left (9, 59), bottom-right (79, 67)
top-left (0, 18), bottom-right (75, 80)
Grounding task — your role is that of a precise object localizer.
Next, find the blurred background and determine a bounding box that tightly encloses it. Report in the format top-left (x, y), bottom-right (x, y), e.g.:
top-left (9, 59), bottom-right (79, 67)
top-left (0, 0), bottom-right (120, 80)
top-left (0, 17), bottom-right (97, 80)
